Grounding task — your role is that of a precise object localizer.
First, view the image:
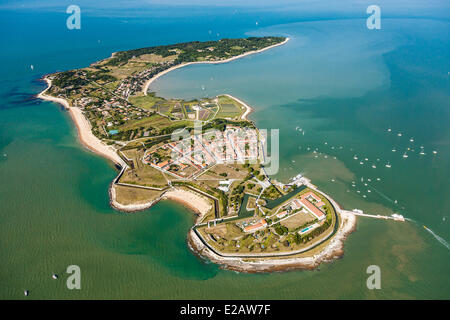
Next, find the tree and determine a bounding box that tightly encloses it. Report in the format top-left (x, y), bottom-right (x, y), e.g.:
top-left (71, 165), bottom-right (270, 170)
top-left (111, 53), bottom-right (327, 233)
top-left (294, 233), bottom-right (301, 245)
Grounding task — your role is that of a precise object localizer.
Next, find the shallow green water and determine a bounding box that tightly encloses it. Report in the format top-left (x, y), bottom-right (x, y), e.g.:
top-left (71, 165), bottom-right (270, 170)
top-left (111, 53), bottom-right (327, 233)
top-left (0, 6), bottom-right (448, 299)
top-left (0, 77), bottom-right (448, 300)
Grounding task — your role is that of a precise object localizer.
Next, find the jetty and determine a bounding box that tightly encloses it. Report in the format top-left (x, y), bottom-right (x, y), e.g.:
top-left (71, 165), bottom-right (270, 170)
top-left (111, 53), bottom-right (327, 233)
top-left (345, 209), bottom-right (405, 222)
top-left (289, 173), bottom-right (405, 223)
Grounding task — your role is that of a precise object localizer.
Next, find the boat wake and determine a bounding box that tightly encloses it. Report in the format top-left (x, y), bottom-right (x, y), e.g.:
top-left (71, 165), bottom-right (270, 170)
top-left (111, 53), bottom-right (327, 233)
top-left (365, 183), bottom-right (397, 204)
top-left (423, 226), bottom-right (450, 250)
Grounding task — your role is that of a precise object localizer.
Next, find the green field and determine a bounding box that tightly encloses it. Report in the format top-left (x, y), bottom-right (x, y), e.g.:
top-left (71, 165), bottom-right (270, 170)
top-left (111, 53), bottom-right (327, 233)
top-left (216, 96), bottom-right (244, 119)
top-left (120, 113), bottom-right (173, 131)
top-left (114, 185), bottom-right (164, 205)
top-left (119, 149), bottom-right (168, 187)
top-left (129, 94), bottom-right (164, 110)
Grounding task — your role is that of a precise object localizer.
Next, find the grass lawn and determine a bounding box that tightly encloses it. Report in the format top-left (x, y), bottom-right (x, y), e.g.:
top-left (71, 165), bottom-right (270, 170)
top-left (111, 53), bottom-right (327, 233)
top-left (119, 113), bottom-right (172, 131)
top-left (216, 103), bottom-right (241, 119)
top-left (158, 104), bottom-right (171, 116)
top-left (216, 95), bottom-right (244, 119)
top-left (281, 212), bottom-right (316, 230)
top-left (136, 53), bottom-right (177, 64)
top-left (114, 185), bottom-right (163, 205)
top-left (107, 62), bottom-right (147, 79)
top-left (246, 197), bottom-right (257, 210)
top-left (129, 94), bottom-right (163, 110)
top-left (205, 164), bottom-right (249, 180)
top-left (103, 80), bottom-right (121, 92)
top-left (118, 149), bottom-right (168, 187)
top-left (205, 223), bottom-right (242, 240)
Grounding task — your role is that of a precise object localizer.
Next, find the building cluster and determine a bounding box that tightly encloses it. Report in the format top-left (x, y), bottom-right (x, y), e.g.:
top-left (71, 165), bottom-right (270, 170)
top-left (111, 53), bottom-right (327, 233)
top-left (73, 97), bottom-right (94, 109)
top-left (291, 191), bottom-right (326, 221)
top-left (243, 219), bottom-right (267, 233)
top-left (273, 191), bottom-right (326, 224)
top-left (95, 97), bottom-right (152, 131)
top-left (143, 126), bottom-right (260, 179)
top-left (239, 191), bottom-right (327, 234)
top-left (236, 217), bottom-right (268, 233)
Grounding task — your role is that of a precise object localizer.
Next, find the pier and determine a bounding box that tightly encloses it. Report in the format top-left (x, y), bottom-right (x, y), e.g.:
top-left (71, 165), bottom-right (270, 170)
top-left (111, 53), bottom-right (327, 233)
top-left (289, 174), bottom-right (405, 223)
top-left (344, 210), bottom-right (405, 222)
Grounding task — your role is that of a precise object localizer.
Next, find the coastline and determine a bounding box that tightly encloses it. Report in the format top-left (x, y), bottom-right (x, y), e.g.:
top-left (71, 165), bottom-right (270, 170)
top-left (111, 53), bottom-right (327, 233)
top-left (222, 94), bottom-right (254, 121)
top-left (142, 37), bottom-right (290, 95)
top-left (38, 36), bottom-right (289, 168)
top-left (109, 184), bottom-right (163, 212)
top-left (37, 36), bottom-right (359, 273)
top-left (162, 187), bottom-right (212, 218)
top-left (188, 210), bottom-right (357, 273)
top-left (38, 78), bottom-right (218, 218)
top-left (37, 78), bottom-right (125, 167)
top-left (110, 185), bottom-right (212, 222)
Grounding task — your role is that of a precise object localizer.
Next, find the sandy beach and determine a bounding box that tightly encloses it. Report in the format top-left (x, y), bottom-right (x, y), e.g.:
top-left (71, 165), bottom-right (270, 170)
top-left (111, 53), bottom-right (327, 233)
top-left (222, 94), bottom-right (254, 121)
top-left (38, 37), bottom-right (358, 273)
top-left (142, 37), bottom-right (290, 95)
top-left (38, 79), bottom-right (217, 217)
top-left (163, 187), bottom-right (213, 221)
top-left (110, 185), bottom-right (213, 219)
top-left (38, 78), bottom-right (124, 166)
top-left (109, 184), bottom-right (164, 212)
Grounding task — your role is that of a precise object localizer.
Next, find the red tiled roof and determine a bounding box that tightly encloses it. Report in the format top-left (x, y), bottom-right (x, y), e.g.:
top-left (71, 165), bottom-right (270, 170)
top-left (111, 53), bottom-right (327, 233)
top-left (303, 191), bottom-right (321, 202)
top-left (156, 160), bottom-right (169, 168)
top-left (244, 219), bottom-right (267, 232)
top-left (276, 211), bottom-right (288, 219)
top-left (299, 199), bottom-right (325, 220)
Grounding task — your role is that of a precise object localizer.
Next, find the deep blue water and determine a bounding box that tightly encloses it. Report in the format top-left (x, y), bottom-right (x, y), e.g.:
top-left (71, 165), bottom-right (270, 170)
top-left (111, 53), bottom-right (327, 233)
top-left (1, 1), bottom-right (449, 299)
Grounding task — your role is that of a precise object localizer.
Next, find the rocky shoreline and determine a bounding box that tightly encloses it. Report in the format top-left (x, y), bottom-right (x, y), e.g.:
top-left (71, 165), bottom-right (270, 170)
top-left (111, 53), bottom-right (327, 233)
top-left (187, 210), bottom-right (357, 273)
top-left (37, 36), bottom-right (359, 273)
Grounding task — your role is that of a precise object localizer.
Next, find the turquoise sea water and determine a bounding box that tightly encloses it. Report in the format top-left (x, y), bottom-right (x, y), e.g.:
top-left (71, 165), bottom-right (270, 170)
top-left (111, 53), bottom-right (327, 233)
top-left (0, 2), bottom-right (449, 299)
top-left (153, 17), bottom-right (450, 242)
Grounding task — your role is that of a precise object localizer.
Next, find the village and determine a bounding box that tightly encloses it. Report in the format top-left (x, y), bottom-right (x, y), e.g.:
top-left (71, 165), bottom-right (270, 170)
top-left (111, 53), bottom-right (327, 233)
top-left (41, 35), bottom-right (346, 261)
top-left (143, 126), bottom-right (261, 180)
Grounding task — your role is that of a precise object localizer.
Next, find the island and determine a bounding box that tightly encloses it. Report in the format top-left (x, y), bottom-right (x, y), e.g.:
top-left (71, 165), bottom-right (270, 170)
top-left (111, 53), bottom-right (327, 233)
top-left (37, 36), bottom-right (360, 272)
